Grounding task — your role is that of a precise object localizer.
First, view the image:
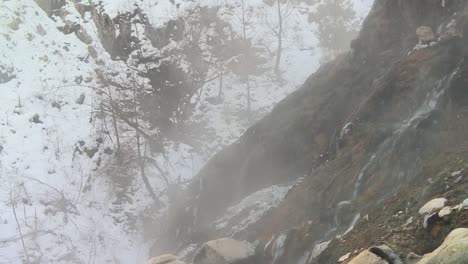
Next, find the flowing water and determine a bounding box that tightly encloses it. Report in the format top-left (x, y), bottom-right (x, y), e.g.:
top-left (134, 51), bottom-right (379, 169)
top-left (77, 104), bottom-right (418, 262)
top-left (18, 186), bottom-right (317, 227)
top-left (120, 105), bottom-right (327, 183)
top-left (325, 61), bottom-right (463, 242)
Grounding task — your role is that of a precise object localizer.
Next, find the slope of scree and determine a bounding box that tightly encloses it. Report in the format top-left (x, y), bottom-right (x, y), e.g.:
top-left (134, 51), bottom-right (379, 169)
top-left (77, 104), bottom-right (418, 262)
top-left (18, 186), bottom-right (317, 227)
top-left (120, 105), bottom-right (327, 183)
top-left (161, 0), bottom-right (468, 262)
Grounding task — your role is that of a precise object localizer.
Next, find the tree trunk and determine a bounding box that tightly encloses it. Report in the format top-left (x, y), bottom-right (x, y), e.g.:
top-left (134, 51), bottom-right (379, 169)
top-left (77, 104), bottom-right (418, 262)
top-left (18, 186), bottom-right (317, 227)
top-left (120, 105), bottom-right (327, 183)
top-left (275, 0), bottom-right (283, 77)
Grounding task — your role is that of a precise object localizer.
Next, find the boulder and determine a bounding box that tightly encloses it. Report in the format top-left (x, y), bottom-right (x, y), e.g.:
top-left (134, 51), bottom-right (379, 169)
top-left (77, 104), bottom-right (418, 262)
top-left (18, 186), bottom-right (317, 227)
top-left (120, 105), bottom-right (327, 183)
top-left (417, 228), bottom-right (468, 264)
top-left (418, 198), bottom-right (446, 215)
top-left (146, 254), bottom-right (177, 264)
top-left (348, 250), bottom-right (387, 264)
top-left (416, 26), bottom-right (436, 43)
top-left (192, 238), bottom-right (256, 264)
top-left (347, 245), bottom-right (403, 264)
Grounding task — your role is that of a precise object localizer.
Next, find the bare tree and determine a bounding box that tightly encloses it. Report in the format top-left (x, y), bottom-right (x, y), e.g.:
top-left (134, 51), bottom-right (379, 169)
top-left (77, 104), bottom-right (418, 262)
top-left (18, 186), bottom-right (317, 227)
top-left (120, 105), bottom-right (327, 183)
top-left (240, 0), bottom-right (252, 121)
top-left (263, 0), bottom-right (293, 78)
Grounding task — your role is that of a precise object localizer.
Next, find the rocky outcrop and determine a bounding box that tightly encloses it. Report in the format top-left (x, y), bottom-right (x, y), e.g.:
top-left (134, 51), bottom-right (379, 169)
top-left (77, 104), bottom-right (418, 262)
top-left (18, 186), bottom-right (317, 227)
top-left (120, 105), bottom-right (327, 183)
top-left (416, 26), bottom-right (436, 43)
top-left (418, 228), bottom-right (468, 263)
top-left (192, 238), bottom-right (256, 264)
top-left (158, 0), bottom-right (468, 262)
top-left (146, 254), bottom-right (187, 264)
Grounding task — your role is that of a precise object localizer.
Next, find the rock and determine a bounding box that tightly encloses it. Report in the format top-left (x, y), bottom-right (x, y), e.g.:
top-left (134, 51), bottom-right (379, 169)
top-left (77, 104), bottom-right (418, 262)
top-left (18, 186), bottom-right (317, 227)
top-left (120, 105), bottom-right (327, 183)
top-left (338, 252), bottom-right (351, 263)
top-left (193, 238), bottom-right (256, 264)
top-left (369, 245), bottom-right (403, 264)
top-left (30, 114), bottom-right (42, 124)
top-left (75, 26), bottom-right (92, 45)
top-left (423, 213), bottom-right (440, 229)
top-left (417, 228), bottom-right (468, 264)
top-left (462, 199), bottom-right (468, 209)
top-left (416, 26), bottom-right (436, 43)
top-left (406, 252), bottom-right (422, 264)
top-left (438, 206), bottom-right (452, 217)
top-left (348, 250), bottom-right (387, 264)
top-left (76, 94), bottom-right (85, 104)
top-left (88, 46), bottom-right (98, 59)
top-left (348, 245), bottom-right (403, 264)
top-left (36, 24), bottom-right (47, 36)
top-left (418, 198), bottom-right (446, 215)
top-left (146, 254), bottom-right (177, 264)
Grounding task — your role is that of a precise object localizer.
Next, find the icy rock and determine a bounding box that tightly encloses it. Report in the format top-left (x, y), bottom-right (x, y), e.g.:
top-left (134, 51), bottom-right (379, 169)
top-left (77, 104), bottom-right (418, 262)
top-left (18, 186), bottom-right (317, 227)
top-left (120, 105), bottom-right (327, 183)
top-left (338, 252), bottom-right (351, 263)
top-left (417, 228), bottom-right (468, 264)
top-left (193, 238), bottom-right (256, 264)
top-left (416, 26), bottom-right (436, 43)
top-left (418, 198), bottom-right (447, 215)
top-left (146, 254), bottom-right (177, 264)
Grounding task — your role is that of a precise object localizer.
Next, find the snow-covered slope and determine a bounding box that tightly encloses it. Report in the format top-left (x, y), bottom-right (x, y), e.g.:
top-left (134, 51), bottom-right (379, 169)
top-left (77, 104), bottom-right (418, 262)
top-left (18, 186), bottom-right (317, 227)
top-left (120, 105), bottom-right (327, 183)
top-left (0, 0), bottom-right (372, 263)
top-left (0, 1), bottom-right (153, 263)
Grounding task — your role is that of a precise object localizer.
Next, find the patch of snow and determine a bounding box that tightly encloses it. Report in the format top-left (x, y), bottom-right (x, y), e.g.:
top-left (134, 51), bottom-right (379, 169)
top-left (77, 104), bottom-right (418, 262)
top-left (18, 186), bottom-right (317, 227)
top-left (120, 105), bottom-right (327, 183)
top-left (338, 252), bottom-right (351, 263)
top-left (213, 182), bottom-right (296, 236)
top-left (310, 240), bottom-right (331, 261)
top-left (272, 233), bottom-right (287, 263)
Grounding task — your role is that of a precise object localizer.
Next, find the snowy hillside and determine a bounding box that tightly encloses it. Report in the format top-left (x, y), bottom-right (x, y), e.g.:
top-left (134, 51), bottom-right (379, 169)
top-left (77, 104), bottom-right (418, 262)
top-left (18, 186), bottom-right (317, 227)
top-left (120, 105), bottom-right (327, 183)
top-left (0, 0), bottom-right (372, 263)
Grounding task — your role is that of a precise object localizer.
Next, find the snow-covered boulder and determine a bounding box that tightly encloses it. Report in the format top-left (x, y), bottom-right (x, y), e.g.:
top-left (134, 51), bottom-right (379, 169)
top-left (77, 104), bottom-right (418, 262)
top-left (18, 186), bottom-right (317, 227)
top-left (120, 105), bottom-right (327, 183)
top-left (416, 26), bottom-right (436, 43)
top-left (193, 238), bottom-right (256, 264)
top-left (418, 198), bottom-right (447, 215)
top-left (417, 228), bottom-right (468, 264)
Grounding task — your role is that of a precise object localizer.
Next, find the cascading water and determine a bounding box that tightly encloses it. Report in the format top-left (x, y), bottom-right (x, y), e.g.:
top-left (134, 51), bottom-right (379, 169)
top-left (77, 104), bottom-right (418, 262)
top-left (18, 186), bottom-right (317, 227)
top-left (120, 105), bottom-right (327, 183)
top-left (325, 60), bottom-right (463, 241)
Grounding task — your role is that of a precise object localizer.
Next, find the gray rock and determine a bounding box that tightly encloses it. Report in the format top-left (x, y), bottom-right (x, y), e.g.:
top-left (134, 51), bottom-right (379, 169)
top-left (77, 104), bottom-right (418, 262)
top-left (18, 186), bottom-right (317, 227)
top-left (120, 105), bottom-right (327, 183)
top-left (417, 228), bottom-right (468, 264)
top-left (193, 238), bottom-right (256, 264)
top-left (76, 94), bottom-right (85, 105)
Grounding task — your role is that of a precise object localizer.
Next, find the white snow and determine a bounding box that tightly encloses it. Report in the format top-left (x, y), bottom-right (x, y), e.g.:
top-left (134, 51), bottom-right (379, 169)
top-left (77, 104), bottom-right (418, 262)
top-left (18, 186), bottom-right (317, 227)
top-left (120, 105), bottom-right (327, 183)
top-left (272, 233), bottom-right (287, 263)
top-left (0, 0), bottom-right (373, 262)
top-left (310, 240), bottom-right (331, 262)
top-left (213, 182), bottom-right (296, 236)
top-left (338, 252), bottom-right (351, 263)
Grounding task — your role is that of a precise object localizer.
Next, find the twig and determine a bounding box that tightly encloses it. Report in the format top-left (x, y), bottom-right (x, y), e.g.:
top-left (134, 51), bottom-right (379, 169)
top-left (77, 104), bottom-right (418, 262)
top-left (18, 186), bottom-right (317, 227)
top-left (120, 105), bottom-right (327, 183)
top-left (10, 191), bottom-right (30, 263)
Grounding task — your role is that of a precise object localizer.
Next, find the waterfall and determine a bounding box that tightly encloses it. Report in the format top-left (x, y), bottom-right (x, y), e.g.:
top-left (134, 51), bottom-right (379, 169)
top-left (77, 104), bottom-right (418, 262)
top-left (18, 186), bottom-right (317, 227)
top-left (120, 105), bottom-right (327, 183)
top-left (324, 60), bottom-right (463, 242)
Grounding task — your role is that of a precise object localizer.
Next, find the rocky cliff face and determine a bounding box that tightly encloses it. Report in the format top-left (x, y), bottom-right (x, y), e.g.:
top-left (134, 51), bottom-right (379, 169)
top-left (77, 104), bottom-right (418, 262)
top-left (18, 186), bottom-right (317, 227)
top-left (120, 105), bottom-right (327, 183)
top-left (161, 0), bottom-right (468, 263)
